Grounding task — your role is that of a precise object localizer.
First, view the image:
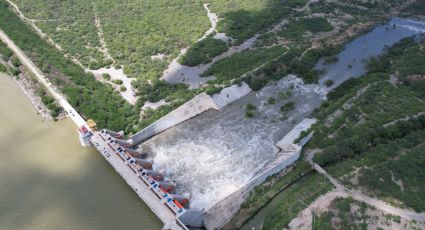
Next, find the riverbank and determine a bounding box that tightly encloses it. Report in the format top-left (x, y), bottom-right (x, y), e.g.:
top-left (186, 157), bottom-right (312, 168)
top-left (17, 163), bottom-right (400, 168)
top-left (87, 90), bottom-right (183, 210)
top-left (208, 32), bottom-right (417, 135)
top-left (0, 67), bottom-right (68, 121)
top-left (0, 73), bottom-right (162, 230)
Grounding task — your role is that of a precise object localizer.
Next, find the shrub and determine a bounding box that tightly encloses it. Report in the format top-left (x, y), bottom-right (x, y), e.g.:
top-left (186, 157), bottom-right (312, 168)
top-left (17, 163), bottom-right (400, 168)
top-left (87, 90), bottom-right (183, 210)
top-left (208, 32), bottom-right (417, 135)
top-left (0, 63), bottom-right (6, 73)
top-left (325, 79), bottom-right (334, 87)
top-left (268, 97), bottom-right (276, 104)
top-left (245, 111), bottom-right (254, 118)
top-left (10, 55), bottom-right (20, 67)
top-left (119, 86), bottom-right (127, 92)
top-left (179, 38), bottom-right (228, 66)
top-left (113, 79), bottom-right (123, 85)
top-left (280, 101), bottom-right (295, 113)
top-left (102, 73), bottom-right (111, 80)
top-left (10, 67), bottom-right (20, 76)
top-left (246, 103), bottom-right (256, 111)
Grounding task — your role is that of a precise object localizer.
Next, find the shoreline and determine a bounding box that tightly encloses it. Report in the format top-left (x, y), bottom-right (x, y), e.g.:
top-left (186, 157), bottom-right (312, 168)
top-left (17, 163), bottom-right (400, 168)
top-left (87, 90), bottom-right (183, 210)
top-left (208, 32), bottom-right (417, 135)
top-left (1, 70), bottom-right (67, 121)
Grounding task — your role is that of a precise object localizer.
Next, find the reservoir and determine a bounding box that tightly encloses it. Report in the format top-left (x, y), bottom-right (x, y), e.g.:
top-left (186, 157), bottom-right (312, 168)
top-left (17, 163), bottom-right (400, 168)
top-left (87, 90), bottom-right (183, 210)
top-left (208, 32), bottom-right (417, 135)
top-left (0, 73), bottom-right (161, 230)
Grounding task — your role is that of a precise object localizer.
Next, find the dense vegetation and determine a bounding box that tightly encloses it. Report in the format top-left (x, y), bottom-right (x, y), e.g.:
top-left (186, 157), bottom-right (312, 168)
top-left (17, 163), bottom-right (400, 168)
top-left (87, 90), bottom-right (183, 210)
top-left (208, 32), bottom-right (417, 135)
top-left (262, 173), bottom-right (333, 229)
top-left (209, 0), bottom-right (293, 44)
top-left (308, 36), bottom-right (425, 211)
top-left (37, 87), bottom-right (62, 118)
top-left (0, 62), bottom-right (6, 72)
top-left (0, 1), bottom-right (137, 131)
top-left (402, 0), bottom-right (425, 16)
top-left (0, 40), bottom-right (12, 73)
top-left (0, 39), bottom-right (62, 117)
top-left (3, 0), bottom-right (415, 132)
top-left (202, 46), bottom-right (285, 84)
top-left (279, 17), bottom-right (333, 40)
top-left (179, 38), bottom-right (228, 66)
top-left (13, 0), bottom-right (108, 69)
top-left (10, 0), bottom-right (408, 96)
top-left (13, 0), bottom-right (210, 78)
top-left (224, 161), bottom-right (316, 229)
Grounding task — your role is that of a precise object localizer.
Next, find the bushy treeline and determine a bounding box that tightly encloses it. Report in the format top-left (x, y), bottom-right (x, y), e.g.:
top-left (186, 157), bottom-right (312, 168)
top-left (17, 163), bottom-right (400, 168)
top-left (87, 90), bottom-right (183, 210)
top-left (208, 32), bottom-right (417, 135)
top-left (210, 0), bottom-right (296, 44)
top-left (37, 87), bottom-right (62, 118)
top-left (97, 0), bottom-right (210, 79)
top-left (179, 38), bottom-right (228, 66)
top-left (13, 0), bottom-right (210, 79)
top-left (202, 46), bottom-right (285, 84)
top-left (134, 79), bottom-right (194, 104)
top-left (0, 63), bottom-right (6, 72)
top-left (0, 1), bottom-right (137, 131)
top-left (402, 0), bottom-right (425, 16)
top-left (278, 17), bottom-right (333, 40)
top-left (306, 37), bottom-right (425, 212)
top-left (14, 0), bottom-right (109, 68)
top-left (1, 40), bottom-right (22, 76)
top-left (357, 129), bottom-right (425, 212)
top-left (315, 113), bottom-right (425, 166)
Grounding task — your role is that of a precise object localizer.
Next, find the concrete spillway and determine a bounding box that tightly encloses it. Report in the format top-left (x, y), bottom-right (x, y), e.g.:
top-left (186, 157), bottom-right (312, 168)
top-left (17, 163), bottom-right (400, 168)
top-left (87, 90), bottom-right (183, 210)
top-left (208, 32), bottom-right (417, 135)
top-left (103, 75), bottom-right (324, 228)
top-left (137, 75), bottom-right (325, 228)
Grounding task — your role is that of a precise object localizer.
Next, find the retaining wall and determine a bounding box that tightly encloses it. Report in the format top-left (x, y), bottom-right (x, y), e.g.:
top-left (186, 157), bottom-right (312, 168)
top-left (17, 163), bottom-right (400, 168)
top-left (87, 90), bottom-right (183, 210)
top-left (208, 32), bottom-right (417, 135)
top-left (130, 93), bottom-right (220, 145)
top-left (212, 82), bottom-right (252, 109)
top-left (130, 83), bottom-right (252, 145)
top-left (203, 148), bottom-right (301, 229)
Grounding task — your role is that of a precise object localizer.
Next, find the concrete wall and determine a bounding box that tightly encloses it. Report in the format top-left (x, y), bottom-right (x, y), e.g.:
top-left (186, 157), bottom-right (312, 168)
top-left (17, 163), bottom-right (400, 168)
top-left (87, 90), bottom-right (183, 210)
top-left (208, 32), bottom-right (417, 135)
top-left (130, 83), bottom-right (252, 145)
top-left (212, 82), bottom-right (252, 109)
top-left (276, 118), bottom-right (317, 149)
top-left (203, 149), bottom-right (301, 229)
top-left (130, 93), bottom-right (220, 145)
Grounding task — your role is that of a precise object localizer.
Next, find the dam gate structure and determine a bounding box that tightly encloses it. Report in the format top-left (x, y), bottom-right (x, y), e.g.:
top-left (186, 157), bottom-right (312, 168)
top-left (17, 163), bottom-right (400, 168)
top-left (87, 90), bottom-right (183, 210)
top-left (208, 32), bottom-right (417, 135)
top-left (97, 77), bottom-right (323, 229)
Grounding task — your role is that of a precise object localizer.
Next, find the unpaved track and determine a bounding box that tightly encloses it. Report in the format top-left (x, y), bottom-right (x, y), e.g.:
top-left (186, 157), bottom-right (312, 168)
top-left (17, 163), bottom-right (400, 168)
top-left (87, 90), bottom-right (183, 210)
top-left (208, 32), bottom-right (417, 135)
top-left (0, 29), bottom-right (87, 127)
top-left (92, 2), bottom-right (114, 62)
top-left (309, 162), bottom-right (425, 222)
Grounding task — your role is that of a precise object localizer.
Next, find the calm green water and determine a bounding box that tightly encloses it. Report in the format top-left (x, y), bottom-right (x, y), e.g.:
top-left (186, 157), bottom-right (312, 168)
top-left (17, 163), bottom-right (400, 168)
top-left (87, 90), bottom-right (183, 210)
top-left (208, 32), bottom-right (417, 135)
top-left (0, 73), bottom-right (161, 230)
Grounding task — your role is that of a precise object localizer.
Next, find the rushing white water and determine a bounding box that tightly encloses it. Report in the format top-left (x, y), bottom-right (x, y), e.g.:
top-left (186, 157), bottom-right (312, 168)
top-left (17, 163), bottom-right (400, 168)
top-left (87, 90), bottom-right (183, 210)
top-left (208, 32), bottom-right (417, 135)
top-left (142, 75), bottom-right (324, 209)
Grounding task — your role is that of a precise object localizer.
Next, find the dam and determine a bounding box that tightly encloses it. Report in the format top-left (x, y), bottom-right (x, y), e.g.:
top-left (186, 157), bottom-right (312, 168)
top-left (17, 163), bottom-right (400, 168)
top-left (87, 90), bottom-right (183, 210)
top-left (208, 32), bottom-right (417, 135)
top-left (61, 17), bottom-right (425, 229)
top-left (106, 75), bottom-right (324, 229)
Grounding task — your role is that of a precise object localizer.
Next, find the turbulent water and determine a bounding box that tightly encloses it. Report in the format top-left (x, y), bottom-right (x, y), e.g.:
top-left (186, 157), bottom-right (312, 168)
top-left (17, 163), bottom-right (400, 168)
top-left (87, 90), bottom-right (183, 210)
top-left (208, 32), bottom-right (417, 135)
top-left (142, 75), bottom-right (325, 209)
top-left (0, 73), bottom-right (162, 230)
